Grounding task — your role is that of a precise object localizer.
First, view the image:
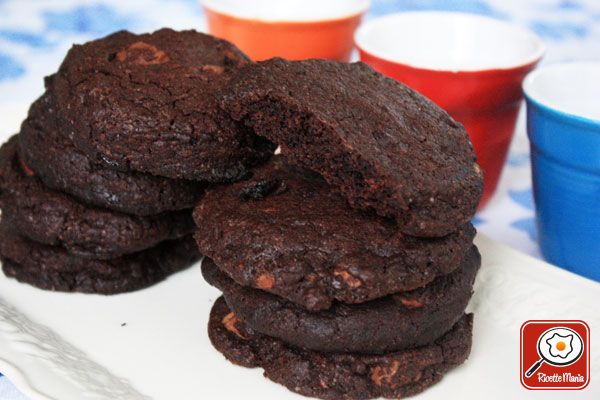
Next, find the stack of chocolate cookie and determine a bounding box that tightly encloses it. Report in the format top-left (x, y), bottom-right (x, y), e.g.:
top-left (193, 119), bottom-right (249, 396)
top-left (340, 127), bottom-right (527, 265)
top-left (0, 29), bottom-right (274, 294)
top-left (195, 59), bottom-right (484, 399)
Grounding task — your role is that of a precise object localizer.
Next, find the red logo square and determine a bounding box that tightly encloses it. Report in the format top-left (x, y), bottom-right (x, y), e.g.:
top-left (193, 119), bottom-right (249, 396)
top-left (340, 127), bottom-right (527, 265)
top-left (521, 320), bottom-right (590, 390)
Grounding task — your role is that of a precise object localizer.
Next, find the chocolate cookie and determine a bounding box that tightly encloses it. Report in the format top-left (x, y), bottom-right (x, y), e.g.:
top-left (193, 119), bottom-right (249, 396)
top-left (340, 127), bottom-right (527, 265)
top-left (0, 136), bottom-right (194, 259)
top-left (50, 28), bottom-right (275, 181)
top-left (209, 297), bottom-right (473, 400)
top-left (19, 92), bottom-right (206, 216)
top-left (203, 245), bottom-right (479, 354)
top-left (194, 156), bottom-right (475, 311)
top-left (221, 58), bottom-right (483, 237)
top-left (0, 223), bottom-right (200, 294)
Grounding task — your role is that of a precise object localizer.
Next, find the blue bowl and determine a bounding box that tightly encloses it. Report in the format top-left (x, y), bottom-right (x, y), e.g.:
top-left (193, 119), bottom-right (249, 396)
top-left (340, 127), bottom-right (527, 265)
top-left (524, 63), bottom-right (600, 282)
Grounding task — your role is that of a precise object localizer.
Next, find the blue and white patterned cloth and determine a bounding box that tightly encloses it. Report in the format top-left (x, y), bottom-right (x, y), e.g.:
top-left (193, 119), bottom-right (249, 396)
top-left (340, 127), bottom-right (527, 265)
top-left (1, 0), bottom-right (599, 397)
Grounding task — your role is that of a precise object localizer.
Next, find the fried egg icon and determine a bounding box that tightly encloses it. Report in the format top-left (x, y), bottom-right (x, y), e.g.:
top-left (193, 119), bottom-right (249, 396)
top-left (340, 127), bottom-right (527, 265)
top-left (546, 332), bottom-right (574, 359)
top-left (525, 326), bottom-right (584, 377)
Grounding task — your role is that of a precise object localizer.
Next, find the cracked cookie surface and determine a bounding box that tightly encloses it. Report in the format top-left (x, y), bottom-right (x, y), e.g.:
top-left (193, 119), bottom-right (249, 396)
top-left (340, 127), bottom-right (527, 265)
top-left (194, 156), bottom-right (475, 311)
top-left (221, 58), bottom-right (483, 236)
top-left (0, 223), bottom-right (200, 294)
top-left (50, 28), bottom-right (275, 181)
top-left (19, 92), bottom-right (206, 216)
top-left (0, 136), bottom-right (194, 259)
top-left (202, 246), bottom-right (479, 354)
top-left (209, 297), bottom-right (473, 400)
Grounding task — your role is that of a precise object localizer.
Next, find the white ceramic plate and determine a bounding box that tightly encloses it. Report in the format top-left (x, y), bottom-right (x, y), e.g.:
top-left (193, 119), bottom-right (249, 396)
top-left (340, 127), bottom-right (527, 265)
top-left (0, 107), bottom-right (599, 400)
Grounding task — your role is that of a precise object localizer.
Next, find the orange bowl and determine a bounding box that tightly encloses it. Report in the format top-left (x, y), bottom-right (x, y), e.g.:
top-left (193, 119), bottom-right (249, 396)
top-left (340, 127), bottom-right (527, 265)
top-left (202, 0), bottom-right (369, 61)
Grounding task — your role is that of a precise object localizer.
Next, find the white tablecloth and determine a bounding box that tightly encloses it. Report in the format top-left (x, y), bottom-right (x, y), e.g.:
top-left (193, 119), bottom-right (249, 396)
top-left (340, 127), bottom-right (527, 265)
top-left (1, 0), bottom-right (599, 397)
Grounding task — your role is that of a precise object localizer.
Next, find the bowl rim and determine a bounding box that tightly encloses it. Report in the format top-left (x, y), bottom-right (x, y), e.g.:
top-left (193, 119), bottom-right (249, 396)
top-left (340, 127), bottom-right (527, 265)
top-left (355, 11), bottom-right (545, 73)
top-left (524, 62), bottom-right (600, 127)
top-left (201, 0), bottom-right (370, 23)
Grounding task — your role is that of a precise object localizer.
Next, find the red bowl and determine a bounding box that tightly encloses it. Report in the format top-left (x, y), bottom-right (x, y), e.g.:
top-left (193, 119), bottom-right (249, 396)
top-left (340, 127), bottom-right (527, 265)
top-left (356, 12), bottom-right (544, 209)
